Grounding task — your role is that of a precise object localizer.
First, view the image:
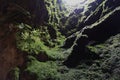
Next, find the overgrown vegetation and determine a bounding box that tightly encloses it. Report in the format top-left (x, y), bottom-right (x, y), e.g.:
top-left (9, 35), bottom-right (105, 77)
top-left (19, 33), bottom-right (120, 80)
top-left (23, 56), bottom-right (59, 80)
top-left (0, 0), bottom-right (120, 80)
top-left (15, 0), bottom-right (120, 79)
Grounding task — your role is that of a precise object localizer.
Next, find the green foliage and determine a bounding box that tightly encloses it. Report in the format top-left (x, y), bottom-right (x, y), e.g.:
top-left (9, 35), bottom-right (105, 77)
top-left (87, 44), bottom-right (106, 54)
top-left (24, 57), bottom-right (60, 80)
top-left (13, 0), bottom-right (120, 79)
top-left (44, 0), bottom-right (67, 24)
top-left (15, 23), bottom-right (66, 80)
top-left (13, 67), bottom-right (20, 80)
top-left (7, 67), bottom-right (20, 80)
top-left (16, 0), bottom-right (66, 56)
top-left (16, 27), bottom-right (46, 54)
top-left (46, 48), bottom-right (65, 60)
top-left (86, 34), bottom-right (120, 80)
top-left (59, 68), bottom-right (102, 80)
top-left (87, 46), bottom-right (99, 53)
top-left (16, 23), bottom-right (65, 60)
top-left (18, 30), bottom-right (120, 80)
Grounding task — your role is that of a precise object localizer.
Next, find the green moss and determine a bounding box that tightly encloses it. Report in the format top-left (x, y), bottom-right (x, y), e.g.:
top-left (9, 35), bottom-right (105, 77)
top-left (14, 68), bottom-right (20, 80)
top-left (24, 57), bottom-right (60, 80)
top-left (87, 44), bottom-right (106, 54)
top-left (7, 67), bottom-right (20, 80)
top-left (16, 23), bottom-right (65, 60)
top-left (46, 48), bottom-right (65, 60)
top-left (16, 28), bottom-right (47, 55)
top-left (87, 46), bottom-right (99, 53)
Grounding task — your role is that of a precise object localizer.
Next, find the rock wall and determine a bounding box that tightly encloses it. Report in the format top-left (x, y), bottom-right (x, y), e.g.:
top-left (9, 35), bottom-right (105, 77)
top-left (0, 24), bottom-right (24, 80)
top-left (63, 0), bottom-right (120, 67)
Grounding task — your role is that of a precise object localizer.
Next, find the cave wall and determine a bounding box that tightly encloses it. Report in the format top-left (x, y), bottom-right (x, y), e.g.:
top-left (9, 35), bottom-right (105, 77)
top-left (0, 0), bottom-right (49, 26)
top-left (0, 24), bottom-right (24, 80)
top-left (0, 0), bottom-right (120, 79)
top-left (0, 0), bottom-right (63, 79)
top-left (0, 0), bottom-right (48, 79)
top-left (63, 0), bottom-right (120, 67)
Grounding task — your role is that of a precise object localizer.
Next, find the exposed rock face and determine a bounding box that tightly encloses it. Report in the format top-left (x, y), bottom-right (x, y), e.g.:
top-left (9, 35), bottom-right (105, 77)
top-left (0, 1), bottom-right (33, 79)
top-left (63, 0), bottom-right (120, 67)
top-left (0, 24), bottom-right (24, 80)
top-left (0, 0), bottom-right (48, 26)
top-left (0, 0), bottom-right (58, 79)
top-left (61, 0), bottom-right (120, 36)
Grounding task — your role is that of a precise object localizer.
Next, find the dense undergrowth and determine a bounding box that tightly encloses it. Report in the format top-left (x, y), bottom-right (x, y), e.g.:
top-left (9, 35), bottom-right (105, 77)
top-left (11, 33), bottom-right (120, 80)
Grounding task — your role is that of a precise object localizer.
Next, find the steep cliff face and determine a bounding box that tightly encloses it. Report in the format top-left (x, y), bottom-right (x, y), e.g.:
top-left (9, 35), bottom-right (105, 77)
top-left (60, 0), bottom-right (120, 36)
top-left (63, 10), bottom-right (120, 67)
top-left (0, 24), bottom-right (24, 80)
top-left (63, 0), bottom-right (120, 67)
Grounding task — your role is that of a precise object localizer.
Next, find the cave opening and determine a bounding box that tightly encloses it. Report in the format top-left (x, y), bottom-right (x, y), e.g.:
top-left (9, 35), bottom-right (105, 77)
top-left (0, 0), bottom-right (120, 80)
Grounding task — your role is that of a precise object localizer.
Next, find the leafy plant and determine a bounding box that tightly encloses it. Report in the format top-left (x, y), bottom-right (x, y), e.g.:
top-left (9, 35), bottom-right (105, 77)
top-left (24, 57), bottom-right (60, 80)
